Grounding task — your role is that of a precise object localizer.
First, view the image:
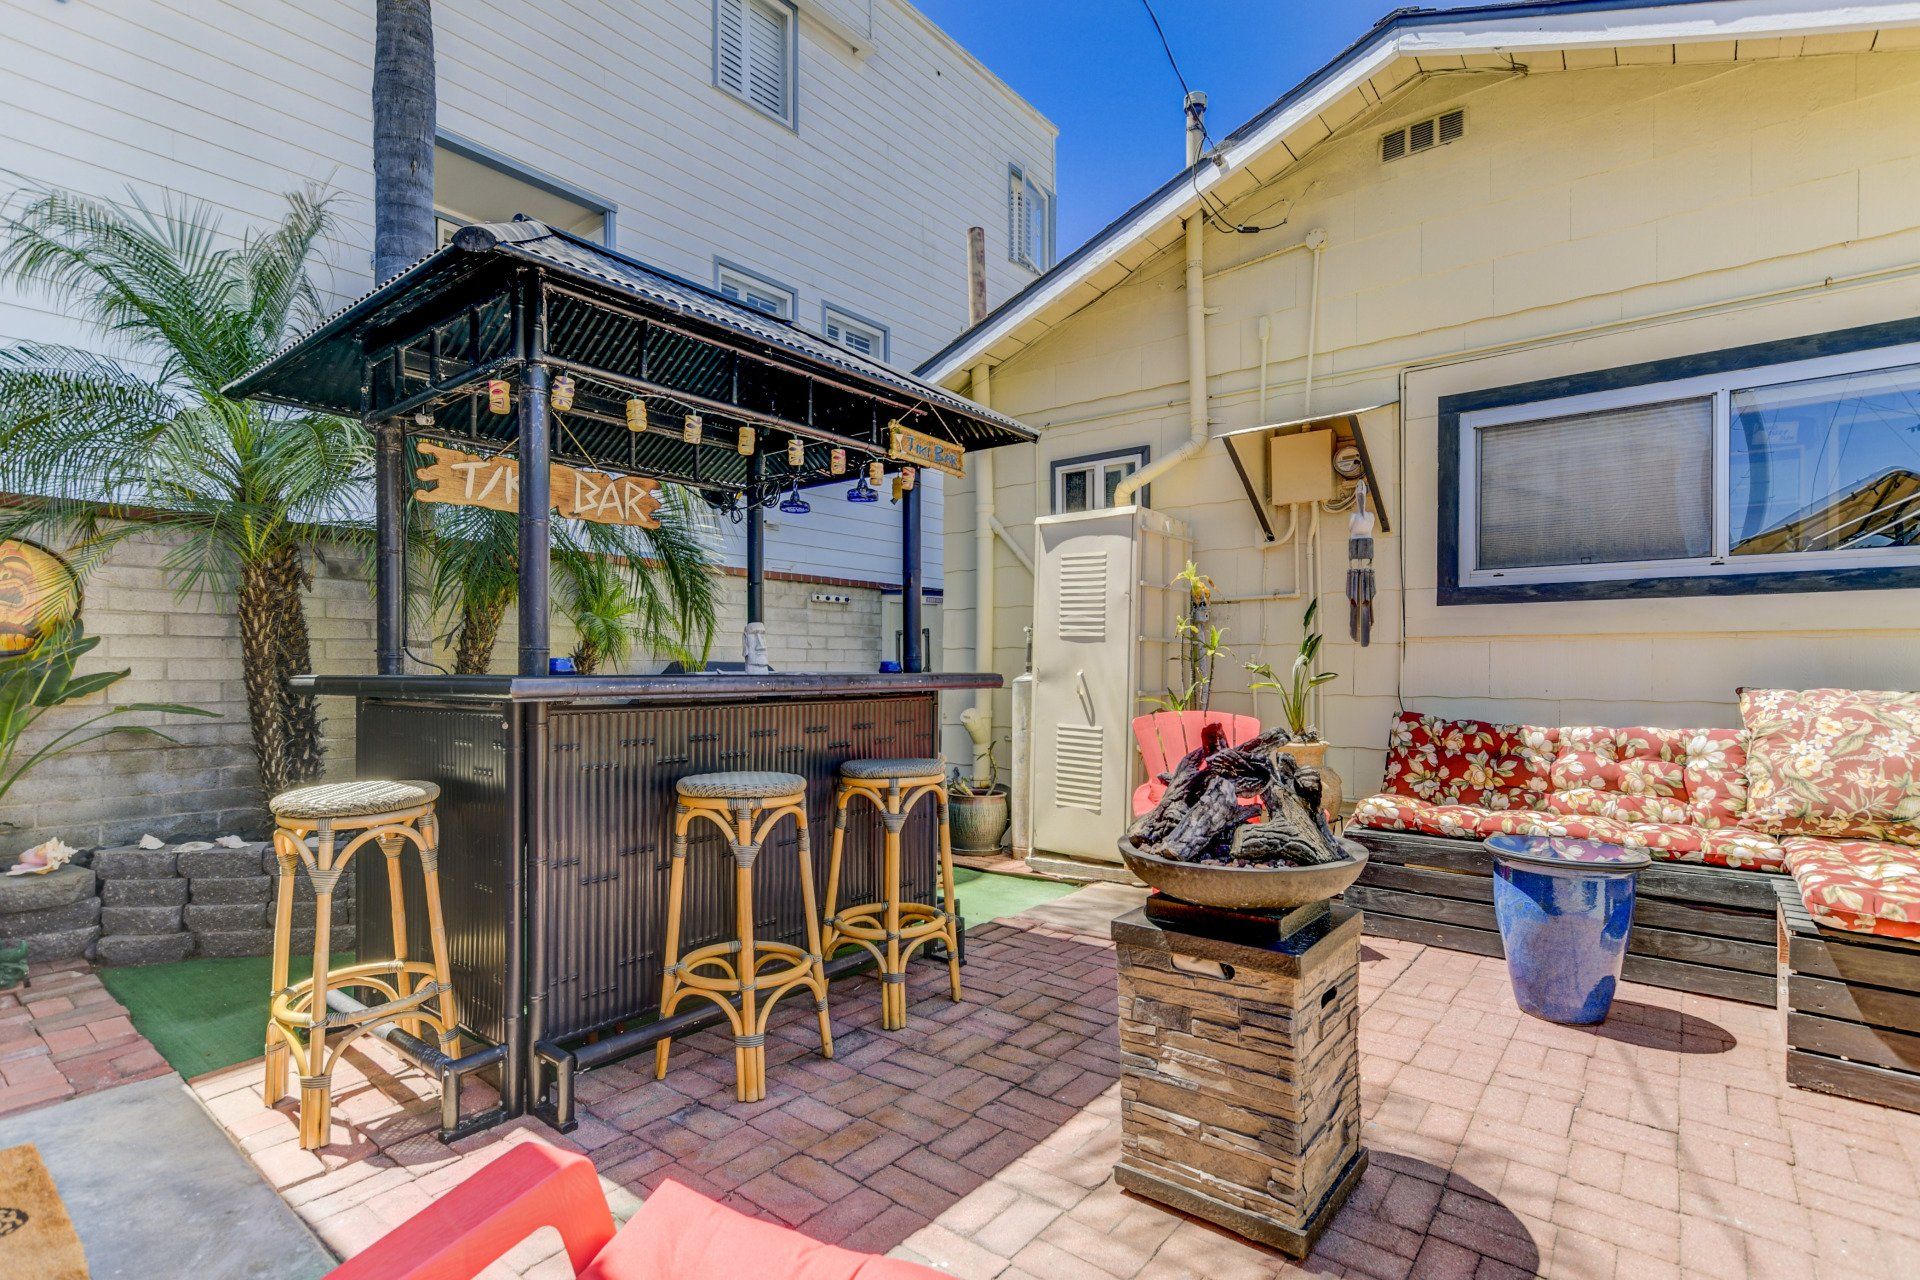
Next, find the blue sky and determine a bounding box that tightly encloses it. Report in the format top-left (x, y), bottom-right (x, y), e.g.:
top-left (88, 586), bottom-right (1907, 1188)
top-left (913, 0), bottom-right (1483, 255)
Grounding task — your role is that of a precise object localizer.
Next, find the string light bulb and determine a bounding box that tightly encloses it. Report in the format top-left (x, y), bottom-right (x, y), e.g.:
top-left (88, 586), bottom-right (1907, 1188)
top-left (736, 425), bottom-right (756, 456)
top-left (487, 379), bottom-right (511, 414)
top-left (550, 373), bottom-right (576, 412)
top-left (682, 412), bottom-right (702, 446)
top-left (830, 447), bottom-right (847, 475)
top-left (901, 466), bottom-right (917, 492)
top-left (891, 475), bottom-right (907, 503)
top-left (625, 398), bottom-right (647, 432)
top-left (787, 436), bottom-right (804, 468)
top-left (867, 460), bottom-right (884, 486)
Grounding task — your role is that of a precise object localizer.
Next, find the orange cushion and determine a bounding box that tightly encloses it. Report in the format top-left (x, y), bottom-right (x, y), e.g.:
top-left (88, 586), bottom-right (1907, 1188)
top-left (1782, 836), bottom-right (1920, 939)
top-left (583, 1180), bottom-right (943, 1280)
top-left (1549, 726), bottom-right (1691, 824)
top-left (1741, 688), bottom-right (1920, 846)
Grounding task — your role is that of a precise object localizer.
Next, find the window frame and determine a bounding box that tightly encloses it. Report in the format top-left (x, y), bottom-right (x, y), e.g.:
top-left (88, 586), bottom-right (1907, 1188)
top-left (1438, 318), bottom-right (1920, 604)
top-left (821, 302), bottom-right (889, 363)
top-left (1050, 446), bottom-right (1150, 514)
top-left (433, 131), bottom-right (617, 244)
top-left (712, 0), bottom-right (799, 130)
top-left (1008, 162), bottom-right (1055, 272)
top-left (713, 259), bottom-right (797, 321)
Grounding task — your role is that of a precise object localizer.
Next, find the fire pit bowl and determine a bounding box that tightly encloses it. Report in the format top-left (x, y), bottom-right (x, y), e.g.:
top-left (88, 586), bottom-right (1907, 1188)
top-left (1118, 837), bottom-right (1369, 911)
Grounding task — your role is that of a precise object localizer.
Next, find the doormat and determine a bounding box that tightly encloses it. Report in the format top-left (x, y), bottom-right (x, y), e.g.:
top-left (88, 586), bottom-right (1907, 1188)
top-left (0, 1143), bottom-right (88, 1279)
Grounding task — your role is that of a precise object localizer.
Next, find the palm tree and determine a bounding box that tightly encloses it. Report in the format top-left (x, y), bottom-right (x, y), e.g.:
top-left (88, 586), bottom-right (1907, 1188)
top-left (0, 186), bottom-right (368, 797)
top-left (425, 494), bottom-right (719, 675)
top-left (373, 0), bottom-right (438, 283)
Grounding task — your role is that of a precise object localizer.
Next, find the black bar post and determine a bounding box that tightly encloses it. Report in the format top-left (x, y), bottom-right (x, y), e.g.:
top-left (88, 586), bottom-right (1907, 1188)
top-left (745, 450), bottom-right (765, 625)
top-left (374, 418), bottom-right (407, 675)
top-left (517, 362), bottom-right (552, 676)
top-left (902, 477), bottom-right (924, 672)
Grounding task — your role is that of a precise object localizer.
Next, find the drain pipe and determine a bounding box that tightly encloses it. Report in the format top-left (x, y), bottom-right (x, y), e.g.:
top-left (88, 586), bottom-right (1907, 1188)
top-left (966, 226), bottom-right (997, 787)
top-left (1114, 89), bottom-right (1212, 506)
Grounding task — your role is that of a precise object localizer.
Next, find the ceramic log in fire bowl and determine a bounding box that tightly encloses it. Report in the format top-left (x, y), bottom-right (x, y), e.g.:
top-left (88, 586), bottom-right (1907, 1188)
top-left (1118, 837), bottom-right (1369, 911)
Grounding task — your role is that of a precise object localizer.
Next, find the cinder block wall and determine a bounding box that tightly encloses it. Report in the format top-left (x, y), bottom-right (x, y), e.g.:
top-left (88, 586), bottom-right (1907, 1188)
top-left (0, 521), bottom-right (886, 853)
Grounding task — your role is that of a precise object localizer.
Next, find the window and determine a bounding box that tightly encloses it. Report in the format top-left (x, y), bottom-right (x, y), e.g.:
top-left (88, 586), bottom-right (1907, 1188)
top-left (822, 304), bottom-right (888, 362)
top-left (715, 261), bottom-right (795, 320)
top-left (1052, 448), bottom-right (1149, 513)
top-left (433, 135), bottom-right (613, 245)
top-left (1009, 164), bottom-right (1054, 271)
top-left (1447, 333), bottom-right (1920, 601)
top-left (715, 0), bottom-right (796, 126)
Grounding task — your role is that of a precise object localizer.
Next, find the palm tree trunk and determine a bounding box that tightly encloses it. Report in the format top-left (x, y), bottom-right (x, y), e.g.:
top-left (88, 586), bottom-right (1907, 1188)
top-left (237, 547), bottom-right (325, 799)
top-left (266, 547), bottom-right (325, 785)
top-left (373, 0), bottom-right (437, 284)
top-left (570, 642), bottom-right (600, 676)
top-left (453, 597), bottom-right (507, 675)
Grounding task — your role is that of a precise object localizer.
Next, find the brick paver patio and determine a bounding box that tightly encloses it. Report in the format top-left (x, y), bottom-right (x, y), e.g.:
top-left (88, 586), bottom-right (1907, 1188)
top-left (0, 961), bottom-right (170, 1117)
top-left (191, 886), bottom-right (1920, 1278)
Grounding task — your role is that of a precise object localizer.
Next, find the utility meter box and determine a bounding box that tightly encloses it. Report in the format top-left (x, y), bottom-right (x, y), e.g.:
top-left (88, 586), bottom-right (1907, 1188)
top-left (1029, 505), bottom-right (1191, 864)
top-left (1267, 428), bottom-right (1336, 508)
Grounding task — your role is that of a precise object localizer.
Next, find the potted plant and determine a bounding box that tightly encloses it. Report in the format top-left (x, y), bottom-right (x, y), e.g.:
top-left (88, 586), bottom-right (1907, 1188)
top-left (1246, 599), bottom-right (1343, 818)
top-left (947, 755), bottom-right (1010, 854)
top-left (1144, 561), bottom-right (1228, 713)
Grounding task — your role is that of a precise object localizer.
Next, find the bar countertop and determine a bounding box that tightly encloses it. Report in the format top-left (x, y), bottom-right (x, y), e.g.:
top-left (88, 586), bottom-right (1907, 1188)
top-left (292, 670), bottom-right (1001, 703)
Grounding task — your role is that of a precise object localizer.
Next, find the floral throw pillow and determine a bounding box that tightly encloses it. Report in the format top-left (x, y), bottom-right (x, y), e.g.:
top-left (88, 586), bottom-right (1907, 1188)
top-left (1741, 688), bottom-right (1920, 847)
top-left (1380, 712), bottom-right (1555, 811)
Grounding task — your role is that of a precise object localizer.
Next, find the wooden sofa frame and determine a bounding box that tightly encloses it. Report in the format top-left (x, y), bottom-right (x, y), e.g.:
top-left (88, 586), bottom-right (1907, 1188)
top-left (1343, 827), bottom-right (1780, 1006)
top-left (1777, 880), bottom-right (1920, 1114)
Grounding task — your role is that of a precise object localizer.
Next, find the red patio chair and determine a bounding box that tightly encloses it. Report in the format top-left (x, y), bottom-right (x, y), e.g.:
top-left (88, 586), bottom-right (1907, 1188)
top-left (324, 1141), bottom-right (941, 1279)
top-left (1131, 710), bottom-right (1262, 816)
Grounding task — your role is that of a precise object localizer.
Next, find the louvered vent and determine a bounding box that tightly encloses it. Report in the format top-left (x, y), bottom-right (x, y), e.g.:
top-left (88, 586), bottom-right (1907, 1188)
top-left (1057, 551), bottom-right (1109, 639)
top-left (1381, 109), bottom-right (1465, 162)
top-left (1053, 724), bottom-right (1106, 811)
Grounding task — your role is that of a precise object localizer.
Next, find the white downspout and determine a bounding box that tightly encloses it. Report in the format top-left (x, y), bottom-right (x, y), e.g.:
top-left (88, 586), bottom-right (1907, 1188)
top-left (1114, 89), bottom-right (1212, 506)
top-left (967, 358), bottom-right (997, 787)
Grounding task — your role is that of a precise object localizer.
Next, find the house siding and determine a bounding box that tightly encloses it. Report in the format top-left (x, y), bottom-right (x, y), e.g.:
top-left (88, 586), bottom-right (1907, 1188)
top-left (943, 47), bottom-right (1920, 803)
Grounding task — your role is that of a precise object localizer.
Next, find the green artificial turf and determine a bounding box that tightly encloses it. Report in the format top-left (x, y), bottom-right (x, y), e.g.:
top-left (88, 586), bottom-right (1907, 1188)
top-left (103, 869), bottom-right (1078, 1080)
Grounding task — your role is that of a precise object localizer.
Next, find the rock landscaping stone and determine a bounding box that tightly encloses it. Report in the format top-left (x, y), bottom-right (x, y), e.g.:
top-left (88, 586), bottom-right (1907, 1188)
top-left (0, 897), bottom-right (101, 941)
top-left (183, 903), bottom-right (267, 933)
top-left (25, 924), bottom-right (99, 961)
top-left (0, 865), bottom-right (95, 912)
top-left (100, 905), bottom-right (184, 936)
top-left (101, 878), bottom-right (190, 908)
top-left (188, 876), bottom-right (272, 906)
top-left (96, 933), bottom-right (196, 966)
top-left (92, 847), bottom-right (177, 879)
top-left (195, 925), bottom-right (358, 959)
top-left (178, 848), bottom-right (266, 879)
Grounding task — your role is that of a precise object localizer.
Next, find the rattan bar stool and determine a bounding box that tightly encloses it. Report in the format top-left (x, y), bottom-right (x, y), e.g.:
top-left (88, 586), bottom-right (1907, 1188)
top-left (656, 771), bottom-right (832, 1103)
top-left (263, 779), bottom-right (460, 1149)
top-left (823, 758), bottom-right (961, 1031)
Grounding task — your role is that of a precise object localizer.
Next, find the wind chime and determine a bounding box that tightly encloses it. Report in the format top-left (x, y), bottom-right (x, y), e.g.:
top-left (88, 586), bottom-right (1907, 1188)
top-left (1347, 480), bottom-right (1376, 646)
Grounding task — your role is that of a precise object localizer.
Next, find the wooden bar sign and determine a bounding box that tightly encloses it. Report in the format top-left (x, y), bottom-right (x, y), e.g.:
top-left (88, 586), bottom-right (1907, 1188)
top-left (414, 441), bottom-right (662, 528)
top-left (888, 422), bottom-right (964, 478)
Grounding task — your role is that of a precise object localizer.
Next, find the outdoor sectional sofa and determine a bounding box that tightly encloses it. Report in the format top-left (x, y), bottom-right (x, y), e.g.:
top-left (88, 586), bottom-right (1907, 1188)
top-left (1341, 688), bottom-right (1920, 1113)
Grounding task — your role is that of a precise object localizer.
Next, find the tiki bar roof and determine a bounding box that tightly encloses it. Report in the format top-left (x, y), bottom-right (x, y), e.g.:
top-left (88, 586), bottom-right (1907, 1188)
top-left (224, 220), bottom-right (1035, 493)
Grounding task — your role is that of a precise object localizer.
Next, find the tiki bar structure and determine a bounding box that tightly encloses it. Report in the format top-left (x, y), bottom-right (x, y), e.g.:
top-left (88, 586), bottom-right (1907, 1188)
top-left (224, 220), bottom-right (1036, 1137)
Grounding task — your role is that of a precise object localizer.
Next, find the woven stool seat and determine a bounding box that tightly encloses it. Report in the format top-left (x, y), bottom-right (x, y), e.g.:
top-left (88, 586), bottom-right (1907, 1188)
top-left (839, 757), bottom-right (944, 781)
top-left (270, 779), bottom-right (439, 819)
top-left (675, 771), bottom-right (805, 799)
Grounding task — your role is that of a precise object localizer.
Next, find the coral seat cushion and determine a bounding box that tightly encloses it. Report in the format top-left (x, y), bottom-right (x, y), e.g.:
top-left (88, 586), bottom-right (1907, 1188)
top-left (1782, 836), bottom-right (1920, 939)
top-left (1349, 795), bottom-right (1785, 872)
top-left (1381, 713), bottom-right (1555, 811)
top-left (582, 1180), bottom-right (944, 1280)
top-left (1740, 688), bottom-right (1920, 846)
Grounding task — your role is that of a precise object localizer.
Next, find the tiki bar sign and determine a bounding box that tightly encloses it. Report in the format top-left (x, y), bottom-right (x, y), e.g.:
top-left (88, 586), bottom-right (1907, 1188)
top-left (414, 441), bottom-right (662, 528)
top-left (888, 422), bottom-right (964, 478)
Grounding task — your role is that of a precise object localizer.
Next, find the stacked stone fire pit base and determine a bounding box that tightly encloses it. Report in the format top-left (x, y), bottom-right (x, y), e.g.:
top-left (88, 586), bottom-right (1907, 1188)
top-left (1113, 900), bottom-right (1366, 1258)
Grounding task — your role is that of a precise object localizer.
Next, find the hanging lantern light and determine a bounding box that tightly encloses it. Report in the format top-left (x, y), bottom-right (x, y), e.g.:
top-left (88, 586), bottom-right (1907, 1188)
top-left (787, 436), bottom-right (804, 468)
top-left (682, 412), bottom-right (703, 445)
top-left (846, 475), bottom-right (878, 504)
top-left (891, 475), bottom-right (907, 503)
top-left (737, 425), bottom-right (756, 456)
top-left (625, 398), bottom-right (648, 432)
top-left (867, 459), bottom-right (884, 486)
top-left (487, 379), bottom-right (511, 414)
top-left (550, 373), bottom-right (576, 412)
top-left (778, 481), bottom-right (811, 515)
top-left (830, 447), bottom-right (847, 475)
top-left (900, 466), bottom-right (917, 492)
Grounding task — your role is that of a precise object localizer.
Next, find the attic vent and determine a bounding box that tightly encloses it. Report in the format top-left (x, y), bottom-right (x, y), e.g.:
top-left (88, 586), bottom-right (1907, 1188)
top-left (1381, 108), bottom-right (1466, 162)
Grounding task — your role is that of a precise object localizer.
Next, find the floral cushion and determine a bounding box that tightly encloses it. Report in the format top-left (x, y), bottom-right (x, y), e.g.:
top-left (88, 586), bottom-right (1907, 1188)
top-left (1380, 713), bottom-right (1555, 812)
top-left (1741, 689), bottom-right (1920, 846)
top-left (1683, 728), bottom-right (1752, 829)
top-left (1548, 726), bottom-right (1692, 824)
top-left (1782, 835), bottom-right (1920, 939)
top-left (1349, 794), bottom-right (1626, 843)
top-left (1616, 822), bottom-right (1785, 873)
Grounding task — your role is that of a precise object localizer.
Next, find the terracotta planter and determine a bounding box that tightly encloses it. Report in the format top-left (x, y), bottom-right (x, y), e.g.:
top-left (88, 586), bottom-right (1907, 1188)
top-left (1280, 740), bottom-right (1343, 821)
top-left (950, 786), bottom-right (1010, 852)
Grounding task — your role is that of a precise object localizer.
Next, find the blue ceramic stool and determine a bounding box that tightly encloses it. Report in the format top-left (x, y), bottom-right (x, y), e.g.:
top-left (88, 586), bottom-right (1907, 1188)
top-left (1485, 835), bottom-right (1650, 1025)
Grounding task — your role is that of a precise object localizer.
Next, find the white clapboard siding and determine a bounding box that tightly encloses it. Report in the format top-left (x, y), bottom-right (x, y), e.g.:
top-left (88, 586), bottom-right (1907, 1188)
top-left (0, 0), bottom-right (1056, 589)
